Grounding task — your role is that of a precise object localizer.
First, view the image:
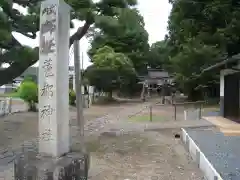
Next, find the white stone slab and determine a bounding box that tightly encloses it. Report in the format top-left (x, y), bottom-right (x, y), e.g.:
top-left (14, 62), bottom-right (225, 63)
top-left (81, 85), bottom-right (85, 94)
top-left (189, 137), bottom-right (198, 161)
top-left (184, 108), bottom-right (200, 120)
top-left (38, 0), bottom-right (70, 157)
top-left (73, 74), bottom-right (76, 92)
top-left (181, 128), bottom-right (187, 143)
top-left (89, 86), bottom-right (94, 94)
top-left (220, 71), bottom-right (224, 97)
top-left (5, 99), bottom-right (9, 114)
top-left (3, 98), bottom-right (10, 114)
top-left (199, 152), bottom-right (220, 180)
top-left (182, 128), bottom-right (223, 180)
top-left (7, 98), bottom-right (12, 114)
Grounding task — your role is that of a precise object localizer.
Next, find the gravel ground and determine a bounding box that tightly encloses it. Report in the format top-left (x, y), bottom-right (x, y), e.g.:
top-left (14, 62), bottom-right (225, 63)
top-left (186, 127), bottom-right (240, 180)
top-left (86, 130), bottom-right (204, 180)
top-left (0, 100), bottom-right (206, 179)
top-left (0, 102), bottom-right (149, 149)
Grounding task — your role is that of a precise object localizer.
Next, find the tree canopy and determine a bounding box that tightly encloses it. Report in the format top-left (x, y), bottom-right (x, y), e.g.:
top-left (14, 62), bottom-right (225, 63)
top-left (150, 0), bottom-right (240, 98)
top-left (88, 8), bottom-right (149, 74)
top-left (147, 40), bottom-right (171, 69)
top-left (84, 46), bottom-right (136, 97)
top-left (0, 0), bottom-right (137, 86)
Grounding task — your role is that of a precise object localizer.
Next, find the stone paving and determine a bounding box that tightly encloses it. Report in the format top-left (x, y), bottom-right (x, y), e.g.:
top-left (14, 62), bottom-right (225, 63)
top-left (186, 127), bottom-right (240, 180)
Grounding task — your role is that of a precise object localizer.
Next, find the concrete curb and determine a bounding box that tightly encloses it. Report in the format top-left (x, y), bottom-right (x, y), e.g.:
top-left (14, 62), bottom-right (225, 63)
top-left (181, 128), bottom-right (223, 180)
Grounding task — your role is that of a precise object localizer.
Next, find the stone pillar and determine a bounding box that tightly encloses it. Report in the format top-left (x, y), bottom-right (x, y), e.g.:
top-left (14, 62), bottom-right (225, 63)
top-left (89, 86), bottom-right (94, 105)
top-left (7, 97), bottom-right (12, 114)
top-left (220, 70), bottom-right (224, 116)
top-left (73, 74), bottom-right (76, 92)
top-left (38, 0), bottom-right (70, 157)
top-left (0, 100), bottom-right (3, 116)
top-left (8, 1), bottom-right (89, 179)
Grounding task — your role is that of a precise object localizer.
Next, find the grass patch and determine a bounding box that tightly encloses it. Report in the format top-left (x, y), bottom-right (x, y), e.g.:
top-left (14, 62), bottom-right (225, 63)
top-left (203, 105), bottom-right (219, 112)
top-left (92, 96), bottom-right (119, 105)
top-left (203, 103), bottom-right (219, 108)
top-left (0, 92), bottom-right (19, 98)
top-left (129, 114), bottom-right (167, 122)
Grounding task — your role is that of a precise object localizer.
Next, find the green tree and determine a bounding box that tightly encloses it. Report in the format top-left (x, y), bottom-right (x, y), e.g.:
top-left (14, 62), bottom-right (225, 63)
top-left (85, 46), bottom-right (136, 98)
top-left (69, 89), bottom-right (76, 106)
top-left (169, 39), bottom-right (220, 98)
top-left (0, 0), bottom-right (137, 86)
top-left (168, 0), bottom-right (240, 58)
top-left (88, 8), bottom-right (149, 74)
top-left (148, 40), bottom-right (172, 69)
top-left (164, 0), bottom-right (240, 98)
top-left (18, 80), bottom-right (38, 111)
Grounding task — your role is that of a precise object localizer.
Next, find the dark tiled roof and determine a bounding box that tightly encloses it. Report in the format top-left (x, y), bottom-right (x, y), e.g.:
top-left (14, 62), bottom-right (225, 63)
top-left (202, 54), bottom-right (240, 72)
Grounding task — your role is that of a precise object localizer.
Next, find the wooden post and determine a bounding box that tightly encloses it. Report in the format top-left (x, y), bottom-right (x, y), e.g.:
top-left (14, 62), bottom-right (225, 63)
top-left (150, 105), bottom-right (152, 122)
top-left (74, 41), bottom-right (84, 136)
top-left (174, 104), bottom-right (177, 120)
top-left (199, 104), bottom-right (202, 120)
top-left (8, 98), bottom-right (12, 114)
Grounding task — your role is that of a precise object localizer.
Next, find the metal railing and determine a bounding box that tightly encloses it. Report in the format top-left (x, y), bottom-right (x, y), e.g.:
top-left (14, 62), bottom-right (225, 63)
top-left (128, 100), bottom-right (206, 122)
top-left (172, 101), bottom-right (205, 121)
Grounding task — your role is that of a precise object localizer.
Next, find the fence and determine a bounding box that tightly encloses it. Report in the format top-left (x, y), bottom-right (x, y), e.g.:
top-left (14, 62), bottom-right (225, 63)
top-left (128, 101), bottom-right (206, 122)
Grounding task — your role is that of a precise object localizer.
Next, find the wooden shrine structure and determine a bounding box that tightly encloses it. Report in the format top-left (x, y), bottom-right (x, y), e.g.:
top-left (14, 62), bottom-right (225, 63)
top-left (138, 68), bottom-right (175, 101)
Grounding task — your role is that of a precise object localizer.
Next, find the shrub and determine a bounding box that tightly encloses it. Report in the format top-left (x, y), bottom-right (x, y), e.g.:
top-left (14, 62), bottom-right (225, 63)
top-left (14, 86), bottom-right (20, 93)
top-left (18, 81), bottom-right (38, 111)
top-left (69, 89), bottom-right (76, 106)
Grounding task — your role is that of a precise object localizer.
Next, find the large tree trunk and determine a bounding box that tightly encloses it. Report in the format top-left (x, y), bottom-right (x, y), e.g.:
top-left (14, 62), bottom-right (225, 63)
top-left (0, 47), bottom-right (39, 86)
top-left (141, 83), bottom-right (146, 101)
top-left (107, 91), bottom-right (113, 100)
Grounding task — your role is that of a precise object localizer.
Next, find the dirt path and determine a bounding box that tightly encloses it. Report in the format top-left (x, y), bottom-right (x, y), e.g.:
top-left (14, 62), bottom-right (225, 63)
top-left (0, 102), bottom-right (150, 150)
top-left (83, 104), bottom-right (207, 180)
top-left (83, 105), bottom-right (207, 180)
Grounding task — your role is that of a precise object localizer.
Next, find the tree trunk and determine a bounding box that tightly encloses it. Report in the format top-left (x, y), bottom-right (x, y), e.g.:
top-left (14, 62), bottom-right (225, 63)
top-left (28, 101), bottom-right (37, 112)
top-left (108, 91), bottom-right (113, 100)
top-left (141, 83), bottom-right (146, 101)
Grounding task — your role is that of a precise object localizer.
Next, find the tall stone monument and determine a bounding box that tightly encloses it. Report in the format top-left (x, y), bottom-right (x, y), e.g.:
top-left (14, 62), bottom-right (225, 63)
top-left (38, 0), bottom-right (70, 157)
top-left (10, 0), bottom-right (89, 179)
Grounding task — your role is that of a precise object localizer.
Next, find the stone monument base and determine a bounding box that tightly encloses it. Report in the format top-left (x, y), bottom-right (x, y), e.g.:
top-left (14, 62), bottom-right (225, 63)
top-left (14, 152), bottom-right (89, 180)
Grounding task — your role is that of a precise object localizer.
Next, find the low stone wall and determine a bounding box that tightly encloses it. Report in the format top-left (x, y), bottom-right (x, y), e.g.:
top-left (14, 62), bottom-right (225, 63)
top-left (83, 93), bottom-right (101, 108)
top-left (0, 98), bottom-right (28, 117)
top-left (0, 98), bottom-right (12, 116)
top-left (184, 108), bottom-right (201, 121)
top-left (0, 141), bottom-right (89, 180)
top-left (181, 128), bottom-right (223, 180)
